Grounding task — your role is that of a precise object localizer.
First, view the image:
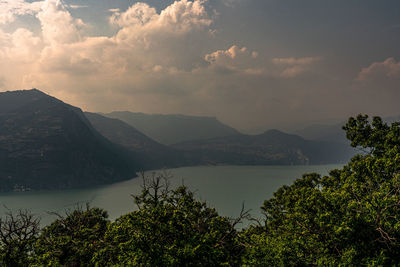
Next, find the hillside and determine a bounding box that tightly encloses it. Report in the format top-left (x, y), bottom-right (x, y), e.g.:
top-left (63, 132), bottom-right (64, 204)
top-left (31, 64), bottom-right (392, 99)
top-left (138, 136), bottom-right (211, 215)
top-left (103, 111), bottom-right (240, 145)
top-left (84, 112), bottom-right (166, 152)
top-left (0, 89), bottom-right (137, 191)
top-left (172, 129), bottom-right (355, 165)
top-left (294, 122), bottom-right (349, 144)
top-left (294, 115), bottom-right (400, 144)
top-left (0, 89), bottom-right (360, 192)
top-left (84, 112), bottom-right (189, 169)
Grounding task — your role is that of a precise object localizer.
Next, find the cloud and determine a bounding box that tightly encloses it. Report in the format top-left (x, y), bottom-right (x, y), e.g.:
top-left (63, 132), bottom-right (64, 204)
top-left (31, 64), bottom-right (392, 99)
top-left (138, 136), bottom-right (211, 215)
top-left (272, 57), bottom-right (321, 78)
top-left (37, 0), bottom-right (85, 45)
top-left (39, 36), bottom-right (115, 75)
top-left (110, 0), bottom-right (212, 41)
top-left (357, 57), bottom-right (400, 81)
top-left (108, 8), bottom-right (120, 13)
top-left (0, 12), bottom-right (14, 24)
top-left (0, 27), bottom-right (42, 63)
top-left (204, 48), bottom-right (320, 77)
top-left (0, 0), bottom-right (338, 131)
top-left (0, 76), bottom-right (5, 88)
top-left (0, 0), bottom-right (216, 89)
top-left (67, 5), bottom-right (88, 9)
top-left (352, 57), bottom-right (400, 112)
top-left (109, 3), bottom-right (157, 28)
top-left (106, 0), bottom-right (213, 71)
top-left (0, 0), bottom-right (43, 24)
top-left (0, 30), bottom-right (11, 57)
top-left (204, 45), bottom-right (263, 74)
top-left (9, 28), bottom-right (42, 62)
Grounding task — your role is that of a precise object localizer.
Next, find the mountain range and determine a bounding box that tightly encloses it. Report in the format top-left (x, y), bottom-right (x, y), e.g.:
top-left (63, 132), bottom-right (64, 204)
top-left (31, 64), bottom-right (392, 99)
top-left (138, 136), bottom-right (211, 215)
top-left (172, 129), bottom-right (354, 165)
top-left (0, 89), bottom-right (358, 192)
top-left (292, 115), bottom-right (400, 145)
top-left (0, 90), bottom-right (136, 191)
top-left (294, 122), bottom-right (349, 144)
top-left (84, 112), bottom-right (189, 169)
top-left (103, 111), bottom-right (240, 145)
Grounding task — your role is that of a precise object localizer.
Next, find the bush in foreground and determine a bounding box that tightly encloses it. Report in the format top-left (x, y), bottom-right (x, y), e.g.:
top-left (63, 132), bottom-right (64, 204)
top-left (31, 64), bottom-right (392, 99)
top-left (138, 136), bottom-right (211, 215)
top-left (33, 205), bottom-right (109, 266)
top-left (242, 115), bottom-right (400, 265)
top-left (1, 114), bottom-right (400, 266)
top-left (93, 173), bottom-right (245, 266)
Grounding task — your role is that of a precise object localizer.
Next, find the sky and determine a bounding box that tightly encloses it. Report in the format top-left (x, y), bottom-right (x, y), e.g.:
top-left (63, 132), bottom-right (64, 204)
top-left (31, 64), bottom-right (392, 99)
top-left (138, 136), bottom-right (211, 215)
top-left (0, 0), bottom-right (399, 132)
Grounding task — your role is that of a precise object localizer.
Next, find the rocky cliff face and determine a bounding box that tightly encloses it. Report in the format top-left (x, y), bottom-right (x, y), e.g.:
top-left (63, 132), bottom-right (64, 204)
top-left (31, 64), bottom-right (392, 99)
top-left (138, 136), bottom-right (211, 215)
top-left (0, 89), bottom-right (137, 191)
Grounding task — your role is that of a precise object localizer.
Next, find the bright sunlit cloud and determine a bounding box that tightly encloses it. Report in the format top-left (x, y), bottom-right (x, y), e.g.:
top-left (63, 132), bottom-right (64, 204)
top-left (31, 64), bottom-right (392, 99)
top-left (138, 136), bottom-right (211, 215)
top-left (0, 0), bottom-right (399, 130)
top-left (0, 0), bottom-right (43, 24)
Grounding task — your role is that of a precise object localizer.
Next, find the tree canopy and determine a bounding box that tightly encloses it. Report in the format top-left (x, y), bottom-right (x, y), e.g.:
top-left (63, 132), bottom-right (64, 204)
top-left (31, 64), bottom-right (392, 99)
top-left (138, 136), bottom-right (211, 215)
top-left (93, 172), bottom-right (245, 266)
top-left (242, 115), bottom-right (400, 265)
top-left (1, 114), bottom-right (399, 266)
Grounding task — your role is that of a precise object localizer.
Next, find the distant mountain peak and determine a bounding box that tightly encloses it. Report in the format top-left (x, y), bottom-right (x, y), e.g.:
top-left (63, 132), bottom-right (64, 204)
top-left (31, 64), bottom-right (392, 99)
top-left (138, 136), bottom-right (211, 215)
top-left (1, 88), bottom-right (46, 95)
top-left (0, 89), bottom-right (138, 191)
top-left (104, 111), bottom-right (240, 145)
top-left (0, 88), bottom-right (53, 113)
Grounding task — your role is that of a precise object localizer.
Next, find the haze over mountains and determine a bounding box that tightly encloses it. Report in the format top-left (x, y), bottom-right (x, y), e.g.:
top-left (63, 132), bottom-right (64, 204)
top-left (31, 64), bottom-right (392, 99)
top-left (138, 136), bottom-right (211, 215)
top-left (84, 112), bottom-right (189, 169)
top-left (292, 115), bottom-right (400, 145)
top-left (103, 111), bottom-right (240, 145)
top-left (173, 129), bottom-right (354, 165)
top-left (294, 123), bottom-right (349, 144)
top-left (0, 89), bottom-right (358, 192)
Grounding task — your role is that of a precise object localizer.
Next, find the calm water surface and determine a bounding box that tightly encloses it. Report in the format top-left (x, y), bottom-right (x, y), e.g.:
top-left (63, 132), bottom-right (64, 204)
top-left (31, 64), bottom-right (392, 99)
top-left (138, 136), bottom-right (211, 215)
top-left (0, 164), bottom-right (342, 226)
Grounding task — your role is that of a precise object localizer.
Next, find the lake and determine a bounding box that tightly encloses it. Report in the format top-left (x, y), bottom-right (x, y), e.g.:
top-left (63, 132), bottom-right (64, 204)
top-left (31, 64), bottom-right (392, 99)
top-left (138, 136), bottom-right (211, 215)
top-left (0, 164), bottom-right (342, 226)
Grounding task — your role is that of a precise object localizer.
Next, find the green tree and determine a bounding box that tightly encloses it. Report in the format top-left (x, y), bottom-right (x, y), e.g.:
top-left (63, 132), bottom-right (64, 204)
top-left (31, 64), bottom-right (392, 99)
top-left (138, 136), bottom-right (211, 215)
top-left (93, 172), bottom-right (246, 266)
top-left (33, 204), bottom-right (109, 266)
top-left (242, 115), bottom-right (400, 265)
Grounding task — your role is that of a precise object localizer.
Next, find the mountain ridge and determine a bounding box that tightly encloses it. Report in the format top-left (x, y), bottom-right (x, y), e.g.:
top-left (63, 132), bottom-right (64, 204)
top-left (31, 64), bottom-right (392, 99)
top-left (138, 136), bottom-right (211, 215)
top-left (84, 112), bottom-right (190, 169)
top-left (0, 89), bottom-right (359, 192)
top-left (172, 129), bottom-right (355, 165)
top-left (103, 111), bottom-right (240, 145)
top-left (0, 89), bottom-right (137, 191)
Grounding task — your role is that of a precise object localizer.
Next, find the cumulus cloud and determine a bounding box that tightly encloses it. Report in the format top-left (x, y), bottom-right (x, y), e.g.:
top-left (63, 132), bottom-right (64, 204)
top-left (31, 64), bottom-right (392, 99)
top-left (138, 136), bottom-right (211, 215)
top-left (204, 45), bottom-right (263, 74)
top-left (37, 0), bottom-right (85, 45)
top-left (0, 0), bottom-right (335, 131)
top-left (9, 28), bottom-right (42, 62)
top-left (110, 0), bottom-right (213, 62)
top-left (106, 0), bottom-right (214, 71)
top-left (110, 0), bottom-right (211, 33)
top-left (272, 57), bottom-right (321, 78)
top-left (0, 0), bottom-right (215, 93)
top-left (357, 57), bottom-right (400, 81)
top-left (0, 0), bottom-right (43, 24)
top-left (109, 3), bottom-right (157, 27)
top-left (0, 12), bottom-right (14, 24)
